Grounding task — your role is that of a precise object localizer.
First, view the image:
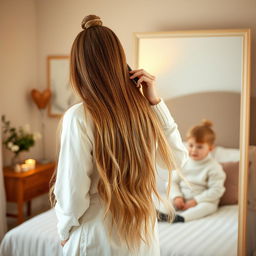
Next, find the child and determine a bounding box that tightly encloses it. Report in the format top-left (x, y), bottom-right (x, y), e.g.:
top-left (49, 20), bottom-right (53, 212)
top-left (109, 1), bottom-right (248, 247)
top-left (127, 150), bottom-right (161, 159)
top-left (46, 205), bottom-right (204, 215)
top-left (158, 120), bottom-right (226, 223)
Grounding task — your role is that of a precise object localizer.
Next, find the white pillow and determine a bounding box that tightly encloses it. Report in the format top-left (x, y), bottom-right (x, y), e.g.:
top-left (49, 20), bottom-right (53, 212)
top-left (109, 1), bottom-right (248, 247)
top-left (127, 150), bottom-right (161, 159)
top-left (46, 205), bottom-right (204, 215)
top-left (211, 146), bottom-right (240, 162)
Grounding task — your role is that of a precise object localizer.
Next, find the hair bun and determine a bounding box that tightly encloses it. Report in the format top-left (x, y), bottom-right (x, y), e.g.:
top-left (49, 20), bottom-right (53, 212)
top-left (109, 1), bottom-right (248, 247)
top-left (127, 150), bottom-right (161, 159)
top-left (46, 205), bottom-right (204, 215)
top-left (201, 119), bottom-right (213, 128)
top-left (81, 15), bottom-right (103, 29)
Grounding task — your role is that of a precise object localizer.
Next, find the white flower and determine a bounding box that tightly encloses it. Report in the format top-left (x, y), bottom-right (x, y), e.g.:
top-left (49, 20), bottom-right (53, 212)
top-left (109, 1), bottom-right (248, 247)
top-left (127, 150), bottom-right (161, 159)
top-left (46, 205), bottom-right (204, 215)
top-left (7, 142), bottom-right (13, 149)
top-left (33, 132), bottom-right (42, 141)
top-left (11, 145), bottom-right (19, 152)
top-left (23, 124), bottom-right (31, 133)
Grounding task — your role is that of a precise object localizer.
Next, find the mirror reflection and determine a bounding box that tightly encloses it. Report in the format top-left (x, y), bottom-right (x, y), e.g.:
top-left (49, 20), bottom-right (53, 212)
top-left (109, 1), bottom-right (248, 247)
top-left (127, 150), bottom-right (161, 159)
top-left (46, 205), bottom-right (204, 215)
top-left (136, 31), bottom-right (245, 256)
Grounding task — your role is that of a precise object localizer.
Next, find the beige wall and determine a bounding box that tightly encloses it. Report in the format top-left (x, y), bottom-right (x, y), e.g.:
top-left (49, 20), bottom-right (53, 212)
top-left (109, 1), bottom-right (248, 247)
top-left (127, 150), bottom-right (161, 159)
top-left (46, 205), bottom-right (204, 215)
top-left (0, 0), bottom-right (49, 220)
top-left (36, 0), bottom-right (256, 159)
top-left (0, 0), bottom-right (41, 165)
top-left (1, 0), bottom-right (255, 167)
top-left (0, 0), bottom-right (52, 219)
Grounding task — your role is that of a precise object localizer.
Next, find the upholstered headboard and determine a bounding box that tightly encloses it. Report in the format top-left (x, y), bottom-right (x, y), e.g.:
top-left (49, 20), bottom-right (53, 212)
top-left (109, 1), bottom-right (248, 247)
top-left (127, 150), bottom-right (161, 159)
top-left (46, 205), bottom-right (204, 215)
top-left (165, 91), bottom-right (240, 148)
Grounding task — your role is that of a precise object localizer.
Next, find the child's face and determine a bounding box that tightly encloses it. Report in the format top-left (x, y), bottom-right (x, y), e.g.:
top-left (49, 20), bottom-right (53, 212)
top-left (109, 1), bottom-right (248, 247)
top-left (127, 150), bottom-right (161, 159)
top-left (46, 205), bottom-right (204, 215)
top-left (187, 137), bottom-right (213, 161)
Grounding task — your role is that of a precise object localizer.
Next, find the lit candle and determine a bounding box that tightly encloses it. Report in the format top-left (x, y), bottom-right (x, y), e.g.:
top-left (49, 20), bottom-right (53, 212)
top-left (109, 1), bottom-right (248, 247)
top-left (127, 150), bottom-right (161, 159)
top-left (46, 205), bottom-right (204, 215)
top-left (21, 163), bottom-right (31, 172)
top-left (14, 164), bottom-right (22, 173)
top-left (25, 159), bottom-right (36, 169)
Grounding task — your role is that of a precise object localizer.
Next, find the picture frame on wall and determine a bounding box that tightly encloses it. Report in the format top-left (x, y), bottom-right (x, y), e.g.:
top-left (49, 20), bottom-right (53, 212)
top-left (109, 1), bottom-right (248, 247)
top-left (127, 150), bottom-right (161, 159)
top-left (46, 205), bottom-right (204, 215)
top-left (47, 55), bottom-right (80, 117)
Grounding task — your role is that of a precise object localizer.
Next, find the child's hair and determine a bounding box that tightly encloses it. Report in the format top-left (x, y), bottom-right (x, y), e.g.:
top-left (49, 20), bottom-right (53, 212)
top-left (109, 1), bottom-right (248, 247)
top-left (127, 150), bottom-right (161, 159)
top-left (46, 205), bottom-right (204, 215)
top-left (186, 119), bottom-right (216, 146)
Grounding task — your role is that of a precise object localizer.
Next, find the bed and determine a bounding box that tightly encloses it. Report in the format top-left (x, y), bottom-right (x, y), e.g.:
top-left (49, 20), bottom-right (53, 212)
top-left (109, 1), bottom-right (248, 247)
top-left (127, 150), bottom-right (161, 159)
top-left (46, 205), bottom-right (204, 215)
top-left (159, 205), bottom-right (238, 256)
top-left (0, 209), bottom-right (62, 256)
top-left (0, 144), bottom-right (241, 256)
top-left (0, 204), bottom-right (238, 256)
top-left (1, 90), bottom-right (246, 256)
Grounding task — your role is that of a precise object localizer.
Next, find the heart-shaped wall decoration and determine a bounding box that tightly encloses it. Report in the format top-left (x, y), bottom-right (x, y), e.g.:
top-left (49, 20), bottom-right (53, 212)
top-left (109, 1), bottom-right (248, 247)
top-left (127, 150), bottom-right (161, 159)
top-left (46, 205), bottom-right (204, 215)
top-left (31, 88), bottom-right (52, 109)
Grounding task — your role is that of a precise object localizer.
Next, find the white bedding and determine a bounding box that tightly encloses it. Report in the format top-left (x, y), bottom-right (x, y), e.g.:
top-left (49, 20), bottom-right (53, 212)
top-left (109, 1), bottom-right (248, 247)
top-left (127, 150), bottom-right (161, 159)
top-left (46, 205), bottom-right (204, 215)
top-left (0, 210), bottom-right (62, 256)
top-left (0, 205), bottom-right (237, 256)
top-left (159, 205), bottom-right (238, 256)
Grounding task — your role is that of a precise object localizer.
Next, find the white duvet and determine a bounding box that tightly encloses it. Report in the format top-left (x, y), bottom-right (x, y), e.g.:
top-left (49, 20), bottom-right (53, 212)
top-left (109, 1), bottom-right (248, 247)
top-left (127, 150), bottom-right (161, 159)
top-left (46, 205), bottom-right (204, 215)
top-left (0, 205), bottom-right (237, 256)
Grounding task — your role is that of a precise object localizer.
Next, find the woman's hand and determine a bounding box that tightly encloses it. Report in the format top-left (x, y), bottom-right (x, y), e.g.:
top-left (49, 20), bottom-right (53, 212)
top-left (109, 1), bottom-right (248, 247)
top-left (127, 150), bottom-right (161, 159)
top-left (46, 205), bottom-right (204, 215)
top-left (129, 69), bottom-right (161, 105)
top-left (61, 239), bottom-right (69, 247)
top-left (173, 197), bottom-right (185, 210)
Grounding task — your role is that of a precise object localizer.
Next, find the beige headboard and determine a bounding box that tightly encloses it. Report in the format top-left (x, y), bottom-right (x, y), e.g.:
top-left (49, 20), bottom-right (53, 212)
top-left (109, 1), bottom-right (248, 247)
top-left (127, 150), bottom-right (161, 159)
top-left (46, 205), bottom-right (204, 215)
top-left (165, 91), bottom-right (240, 148)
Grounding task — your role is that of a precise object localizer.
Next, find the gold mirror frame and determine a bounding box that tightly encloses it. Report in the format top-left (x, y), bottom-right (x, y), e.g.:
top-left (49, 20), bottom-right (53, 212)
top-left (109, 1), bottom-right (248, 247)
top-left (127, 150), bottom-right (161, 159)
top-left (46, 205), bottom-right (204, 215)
top-left (134, 29), bottom-right (251, 256)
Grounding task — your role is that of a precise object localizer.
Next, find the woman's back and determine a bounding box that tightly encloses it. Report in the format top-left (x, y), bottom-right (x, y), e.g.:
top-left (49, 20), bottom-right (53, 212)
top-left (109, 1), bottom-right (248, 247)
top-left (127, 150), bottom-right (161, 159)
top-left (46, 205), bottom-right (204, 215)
top-left (50, 14), bottom-right (188, 255)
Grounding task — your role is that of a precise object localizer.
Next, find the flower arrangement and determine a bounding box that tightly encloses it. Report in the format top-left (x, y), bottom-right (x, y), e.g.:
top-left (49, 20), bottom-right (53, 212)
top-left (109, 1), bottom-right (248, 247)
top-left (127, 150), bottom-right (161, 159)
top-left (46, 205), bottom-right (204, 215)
top-left (1, 115), bottom-right (41, 165)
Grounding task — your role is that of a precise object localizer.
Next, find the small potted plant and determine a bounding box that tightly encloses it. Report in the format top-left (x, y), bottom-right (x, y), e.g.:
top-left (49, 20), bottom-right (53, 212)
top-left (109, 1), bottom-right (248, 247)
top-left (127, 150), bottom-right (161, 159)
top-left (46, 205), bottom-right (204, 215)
top-left (1, 115), bottom-right (42, 167)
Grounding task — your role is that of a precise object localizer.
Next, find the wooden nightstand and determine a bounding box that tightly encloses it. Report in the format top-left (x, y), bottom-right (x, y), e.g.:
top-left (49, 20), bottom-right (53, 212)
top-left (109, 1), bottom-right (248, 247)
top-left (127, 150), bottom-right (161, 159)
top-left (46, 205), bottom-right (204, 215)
top-left (3, 162), bottom-right (56, 224)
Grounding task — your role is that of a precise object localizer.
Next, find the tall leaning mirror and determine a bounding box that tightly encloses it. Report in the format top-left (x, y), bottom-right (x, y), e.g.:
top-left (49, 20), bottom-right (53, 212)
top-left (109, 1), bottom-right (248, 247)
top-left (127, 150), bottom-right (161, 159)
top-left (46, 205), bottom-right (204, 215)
top-left (134, 29), bottom-right (251, 256)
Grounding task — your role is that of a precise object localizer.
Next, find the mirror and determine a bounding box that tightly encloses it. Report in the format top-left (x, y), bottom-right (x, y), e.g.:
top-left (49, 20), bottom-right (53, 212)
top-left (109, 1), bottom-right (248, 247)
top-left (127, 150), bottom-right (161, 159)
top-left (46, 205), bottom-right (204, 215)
top-left (135, 29), bottom-right (251, 256)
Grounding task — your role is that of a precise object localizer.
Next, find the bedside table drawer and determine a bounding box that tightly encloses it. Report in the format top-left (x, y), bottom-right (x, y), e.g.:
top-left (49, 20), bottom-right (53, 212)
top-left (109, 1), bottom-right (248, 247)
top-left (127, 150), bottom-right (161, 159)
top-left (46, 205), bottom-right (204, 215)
top-left (4, 162), bottom-right (56, 224)
top-left (24, 183), bottom-right (50, 201)
top-left (23, 168), bottom-right (54, 190)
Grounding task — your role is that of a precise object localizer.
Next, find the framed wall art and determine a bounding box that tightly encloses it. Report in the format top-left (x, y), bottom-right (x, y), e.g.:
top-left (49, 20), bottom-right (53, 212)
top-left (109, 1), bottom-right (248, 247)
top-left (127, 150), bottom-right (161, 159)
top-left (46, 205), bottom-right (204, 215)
top-left (47, 55), bottom-right (80, 117)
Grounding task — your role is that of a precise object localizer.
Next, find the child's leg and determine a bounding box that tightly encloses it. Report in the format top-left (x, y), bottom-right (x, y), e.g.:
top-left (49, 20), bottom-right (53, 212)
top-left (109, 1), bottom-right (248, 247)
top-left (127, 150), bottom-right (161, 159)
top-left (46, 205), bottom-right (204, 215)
top-left (179, 202), bottom-right (218, 222)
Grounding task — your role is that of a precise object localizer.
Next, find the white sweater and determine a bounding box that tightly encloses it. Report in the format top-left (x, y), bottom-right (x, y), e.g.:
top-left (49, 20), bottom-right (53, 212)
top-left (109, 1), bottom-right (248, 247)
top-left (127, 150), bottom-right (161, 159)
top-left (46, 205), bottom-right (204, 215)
top-left (54, 98), bottom-right (188, 244)
top-left (171, 154), bottom-right (226, 204)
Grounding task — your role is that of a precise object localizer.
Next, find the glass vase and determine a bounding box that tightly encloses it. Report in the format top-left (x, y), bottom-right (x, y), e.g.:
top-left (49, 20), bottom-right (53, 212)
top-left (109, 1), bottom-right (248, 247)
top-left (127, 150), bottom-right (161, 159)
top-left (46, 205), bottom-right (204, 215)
top-left (11, 153), bottom-right (22, 169)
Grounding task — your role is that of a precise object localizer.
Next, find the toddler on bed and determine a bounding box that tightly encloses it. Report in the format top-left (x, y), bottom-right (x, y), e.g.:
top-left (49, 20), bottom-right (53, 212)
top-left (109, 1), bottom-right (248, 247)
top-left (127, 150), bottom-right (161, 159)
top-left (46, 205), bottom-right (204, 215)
top-left (158, 120), bottom-right (226, 223)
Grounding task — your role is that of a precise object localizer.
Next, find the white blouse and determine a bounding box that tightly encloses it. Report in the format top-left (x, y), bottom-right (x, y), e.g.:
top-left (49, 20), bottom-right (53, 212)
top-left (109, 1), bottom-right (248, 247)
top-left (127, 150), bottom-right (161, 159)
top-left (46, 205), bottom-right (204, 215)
top-left (54, 98), bottom-right (188, 243)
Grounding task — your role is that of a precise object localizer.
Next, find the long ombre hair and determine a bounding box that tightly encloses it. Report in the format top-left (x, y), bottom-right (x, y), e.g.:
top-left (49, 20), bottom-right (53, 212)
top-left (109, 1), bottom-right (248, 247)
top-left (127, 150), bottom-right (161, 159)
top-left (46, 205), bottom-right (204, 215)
top-left (49, 14), bottom-right (178, 251)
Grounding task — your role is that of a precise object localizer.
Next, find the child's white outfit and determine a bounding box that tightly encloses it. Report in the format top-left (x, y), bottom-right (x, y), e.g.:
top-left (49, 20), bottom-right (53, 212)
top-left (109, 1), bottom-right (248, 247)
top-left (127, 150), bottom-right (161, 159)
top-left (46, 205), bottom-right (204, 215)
top-left (171, 154), bottom-right (226, 222)
top-left (54, 98), bottom-right (188, 256)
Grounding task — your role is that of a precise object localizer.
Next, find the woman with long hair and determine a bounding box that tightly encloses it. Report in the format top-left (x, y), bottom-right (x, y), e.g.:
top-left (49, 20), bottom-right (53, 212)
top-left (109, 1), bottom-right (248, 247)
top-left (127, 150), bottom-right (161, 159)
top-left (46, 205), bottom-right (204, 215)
top-left (49, 14), bottom-right (188, 256)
